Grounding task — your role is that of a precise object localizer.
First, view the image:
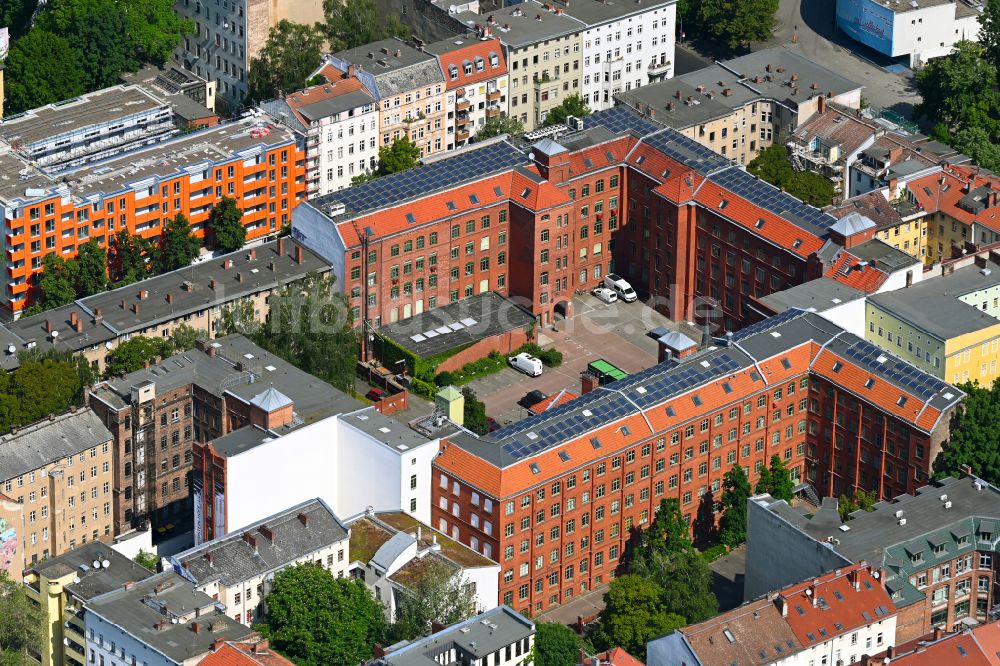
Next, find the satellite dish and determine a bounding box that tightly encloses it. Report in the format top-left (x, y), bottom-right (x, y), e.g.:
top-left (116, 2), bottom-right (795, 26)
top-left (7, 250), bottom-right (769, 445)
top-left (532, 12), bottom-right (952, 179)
top-left (73, 576), bottom-right (81, 584)
top-left (102, 560), bottom-right (110, 569)
top-left (805, 588), bottom-right (813, 596)
top-left (528, 151), bottom-right (535, 161)
top-left (6, 344), bottom-right (14, 354)
top-left (105, 341), bottom-right (113, 350)
top-left (92, 560), bottom-right (101, 569)
top-left (50, 330), bottom-right (59, 338)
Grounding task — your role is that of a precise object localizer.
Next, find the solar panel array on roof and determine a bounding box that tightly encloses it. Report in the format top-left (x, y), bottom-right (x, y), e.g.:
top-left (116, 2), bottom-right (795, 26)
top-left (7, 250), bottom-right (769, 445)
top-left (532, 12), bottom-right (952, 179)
top-left (582, 106), bottom-right (660, 137)
top-left (842, 339), bottom-right (951, 400)
top-left (641, 128), bottom-right (732, 174)
top-left (731, 307), bottom-right (807, 342)
top-left (709, 167), bottom-right (839, 236)
top-left (316, 141), bottom-right (526, 217)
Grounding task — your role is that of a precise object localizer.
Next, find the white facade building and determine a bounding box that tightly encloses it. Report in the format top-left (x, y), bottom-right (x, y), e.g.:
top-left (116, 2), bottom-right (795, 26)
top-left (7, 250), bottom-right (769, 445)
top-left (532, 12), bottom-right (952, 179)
top-left (571, 0), bottom-right (677, 111)
top-left (171, 498), bottom-right (351, 627)
top-left (836, 0), bottom-right (981, 68)
top-left (261, 77), bottom-right (379, 196)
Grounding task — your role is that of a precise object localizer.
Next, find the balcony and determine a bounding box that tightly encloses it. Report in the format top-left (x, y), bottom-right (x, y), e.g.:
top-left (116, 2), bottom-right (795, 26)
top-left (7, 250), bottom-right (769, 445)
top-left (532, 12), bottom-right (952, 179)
top-left (456, 99), bottom-right (471, 112)
top-left (487, 90), bottom-right (501, 102)
top-left (486, 106), bottom-right (501, 118)
top-left (455, 115), bottom-right (471, 128)
top-left (648, 60), bottom-right (672, 76)
top-left (456, 129), bottom-right (470, 142)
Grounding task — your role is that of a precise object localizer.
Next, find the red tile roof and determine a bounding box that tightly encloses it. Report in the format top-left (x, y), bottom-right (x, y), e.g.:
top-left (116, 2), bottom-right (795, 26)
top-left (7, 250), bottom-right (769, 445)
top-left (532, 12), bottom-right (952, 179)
top-left (780, 564), bottom-right (893, 648)
top-left (198, 640), bottom-right (295, 666)
top-left (435, 39), bottom-right (507, 90)
top-left (851, 622), bottom-right (1000, 666)
top-left (284, 78), bottom-right (370, 128)
top-left (590, 647), bottom-right (645, 666)
top-left (825, 251), bottom-right (889, 293)
top-left (906, 166), bottom-right (1000, 234)
top-left (529, 390), bottom-right (578, 414)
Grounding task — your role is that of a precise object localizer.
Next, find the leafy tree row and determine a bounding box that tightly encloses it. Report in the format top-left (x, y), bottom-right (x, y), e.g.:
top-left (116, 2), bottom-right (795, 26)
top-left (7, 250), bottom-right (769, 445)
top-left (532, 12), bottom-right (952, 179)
top-left (718, 456), bottom-right (796, 548)
top-left (0, 349), bottom-right (98, 434)
top-left (29, 200), bottom-right (245, 316)
top-left (0, 570), bottom-right (45, 665)
top-left (934, 378), bottom-right (1000, 484)
top-left (677, 0), bottom-right (779, 52)
top-left (351, 137), bottom-right (423, 186)
top-left (543, 95), bottom-right (591, 128)
top-left (4, 0), bottom-right (195, 114)
top-left (590, 499), bottom-right (719, 661)
top-left (102, 324), bottom-right (203, 378)
top-left (747, 144), bottom-right (836, 208)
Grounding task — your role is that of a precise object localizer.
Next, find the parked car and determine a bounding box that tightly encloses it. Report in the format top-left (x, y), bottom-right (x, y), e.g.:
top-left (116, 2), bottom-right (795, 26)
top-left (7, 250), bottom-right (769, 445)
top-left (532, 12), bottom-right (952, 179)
top-left (592, 286), bottom-right (618, 304)
top-left (604, 273), bottom-right (637, 302)
top-left (486, 417), bottom-right (501, 432)
top-left (520, 390), bottom-right (548, 409)
top-left (509, 352), bottom-right (543, 377)
top-left (365, 387), bottom-right (386, 401)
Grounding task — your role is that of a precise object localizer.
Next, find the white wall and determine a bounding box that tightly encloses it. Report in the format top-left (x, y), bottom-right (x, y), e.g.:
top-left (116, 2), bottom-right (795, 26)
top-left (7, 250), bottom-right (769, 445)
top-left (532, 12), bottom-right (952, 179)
top-left (806, 616), bottom-right (896, 666)
top-left (85, 612), bottom-right (175, 666)
top-left (816, 297), bottom-right (867, 338)
top-left (314, 107), bottom-right (379, 195)
top-left (891, 4), bottom-right (981, 66)
top-left (291, 201), bottom-right (345, 286)
top-left (580, 3), bottom-right (676, 111)
top-left (464, 564), bottom-right (501, 613)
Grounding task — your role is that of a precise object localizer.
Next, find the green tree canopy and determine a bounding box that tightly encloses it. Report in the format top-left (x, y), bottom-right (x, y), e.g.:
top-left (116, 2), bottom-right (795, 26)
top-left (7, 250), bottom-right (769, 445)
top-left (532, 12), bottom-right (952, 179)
top-left (109, 229), bottom-right (152, 286)
top-left (630, 549), bottom-right (719, 625)
top-left (38, 0), bottom-right (135, 90)
top-left (951, 125), bottom-right (1000, 173)
top-left (392, 565), bottom-right (476, 639)
top-left (719, 464), bottom-right (751, 548)
top-left (543, 94), bottom-right (591, 127)
top-left (462, 387), bottom-right (489, 436)
top-left (755, 455), bottom-right (795, 501)
top-left (246, 20), bottom-right (324, 104)
top-left (255, 272), bottom-right (358, 391)
top-left (0, 0), bottom-right (38, 38)
top-left (747, 144), bottom-right (836, 207)
top-left (4, 30), bottom-right (87, 115)
top-left (0, 354), bottom-right (92, 433)
top-left (838, 488), bottom-right (878, 522)
top-left (75, 239), bottom-right (108, 297)
top-left (934, 379), bottom-right (1000, 483)
top-left (104, 336), bottom-right (170, 378)
top-left (158, 213), bottom-right (201, 273)
top-left (378, 137), bottom-right (422, 176)
top-left (207, 197), bottom-right (246, 253)
top-left (133, 550), bottom-right (159, 571)
top-left (0, 569), bottom-right (45, 664)
top-left (697, 0), bottom-right (779, 50)
top-left (639, 498), bottom-right (692, 557)
top-left (35, 254), bottom-right (78, 311)
top-left (477, 115), bottom-right (525, 140)
top-left (265, 564), bottom-right (385, 666)
top-left (322, 0), bottom-right (385, 51)
top-left (915, 41), bottom-right (1000, 135)
top-left (591, 575), bottom-right (686, 662)
top-left (218, 299), bottom-right (263, 338)
top-left (982, 0), bottom-right (1000, 71)
top-left (532, 623), bottom-right (581, 666)
top-left (168, 324), bottom-right (204, 352)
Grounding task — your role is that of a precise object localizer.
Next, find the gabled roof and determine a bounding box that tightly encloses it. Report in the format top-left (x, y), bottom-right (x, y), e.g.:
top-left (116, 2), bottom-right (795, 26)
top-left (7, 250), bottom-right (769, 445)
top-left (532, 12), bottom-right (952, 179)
top-left (425, 37), bottom-right (507, 91)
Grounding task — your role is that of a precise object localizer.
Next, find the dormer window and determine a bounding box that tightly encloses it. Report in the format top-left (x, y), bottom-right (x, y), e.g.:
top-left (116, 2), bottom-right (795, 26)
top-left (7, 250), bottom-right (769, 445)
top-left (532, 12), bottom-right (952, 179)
top-left (475, 57), bottom-right (485, 72)
top-left (449, 65), bottom-right (458, 80)
top-left (490, 54), bottom-right (499, 67)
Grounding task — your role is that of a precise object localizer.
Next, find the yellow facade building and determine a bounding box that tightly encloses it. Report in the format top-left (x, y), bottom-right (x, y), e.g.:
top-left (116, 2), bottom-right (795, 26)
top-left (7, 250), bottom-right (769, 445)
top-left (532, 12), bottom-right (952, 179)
top-left (23, 542), bottom-right (152, 666)
top-left (866, 255), bottom-right (1000, 385)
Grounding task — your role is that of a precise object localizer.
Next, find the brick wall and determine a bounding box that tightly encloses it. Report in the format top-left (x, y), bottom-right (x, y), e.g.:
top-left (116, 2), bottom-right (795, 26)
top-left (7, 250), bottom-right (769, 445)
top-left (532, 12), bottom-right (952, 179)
top-left (435, 327), bottom-right (532, 373)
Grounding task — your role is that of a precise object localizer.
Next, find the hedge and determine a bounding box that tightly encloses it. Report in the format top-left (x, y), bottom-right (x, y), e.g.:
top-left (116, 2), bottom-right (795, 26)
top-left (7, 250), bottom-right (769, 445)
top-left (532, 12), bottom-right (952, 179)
top-left (432, 344), bottom-right (562, 387)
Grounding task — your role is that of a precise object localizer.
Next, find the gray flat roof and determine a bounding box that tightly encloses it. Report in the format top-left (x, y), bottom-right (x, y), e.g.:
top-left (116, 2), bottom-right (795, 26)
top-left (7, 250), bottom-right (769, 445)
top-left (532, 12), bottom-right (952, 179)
top-left (757, 277), bottom-right (866, 313)
top-left (339, 408), bottom-right (435, 453)
top-left (297, 90), bottom-right (376, 121)
top-left (455, 1), bottom-right (585, 49)
top-left (336, 39), bottom-right (444, 98)
top-left (850, 238), bottom-right (920, 272)
top-left (617, 79), bottom-right (737, 129)
top-left (91, 335), bottom-right (361, 427)
top-left (85, 571), bottom-right (253, 662)
top-left (0, 409), bottom-right (113, 482)
top-left (171, 498), bottom-right (348, 587)
top-left (449, 309), bottom-right (963, 468)
top-left (560, 0), bottom-right (675, 26)
top-left (377, 291), bottom-right (536, 359)
top-left (0, 85), bottom-right (168, 148)
top-left (677, 48), bottom-right (861, 113)
top-left (868, 258), bottom-right (1000, 340)
top-left (380, 606), bottom-right (534, 666)
top-left (29, 541), bottom-right (154, 601)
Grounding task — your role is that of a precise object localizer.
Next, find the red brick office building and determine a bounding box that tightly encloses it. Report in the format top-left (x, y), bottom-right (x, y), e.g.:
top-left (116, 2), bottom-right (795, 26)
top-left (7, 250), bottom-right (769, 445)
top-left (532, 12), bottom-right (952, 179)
top-left (431, 310), bottom-right (962, 614)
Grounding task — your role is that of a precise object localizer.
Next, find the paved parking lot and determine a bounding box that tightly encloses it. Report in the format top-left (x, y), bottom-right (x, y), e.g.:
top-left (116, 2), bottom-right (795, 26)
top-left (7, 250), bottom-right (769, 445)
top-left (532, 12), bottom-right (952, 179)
top-left (467, 295), bottom-right (700, 424)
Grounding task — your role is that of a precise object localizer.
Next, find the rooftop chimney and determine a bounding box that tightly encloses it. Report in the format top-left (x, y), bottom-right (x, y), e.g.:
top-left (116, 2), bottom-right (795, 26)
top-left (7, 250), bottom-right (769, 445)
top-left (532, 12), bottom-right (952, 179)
top-left (212, 638), bottom-right (226, 652)
top-left (132, 303), bottom-right (139, 314)
top-left (94, 308), bottom-right (103, 325)
top-left (166, 293), bottom-right (173, 304)
top-left (298, 512), bottom-right (309, 527)
top-left (277, 238), bottom-right (284, 256)
top-left (295, 246), bottom-right (303, 264)
top-left (209, 279), bottom-right (217, 290)
top-left (74, 320), bottom-right (83, 334)
top-left (259, 525), bottom-right (275, 543)
top-left (242, 532), bottom-right (257, 550)
top-left (224, 259), bottom-right (233, 269)
top-left (249, 248), bottom-right (256, 260)
top-left (70, 311), bottom-right (78, 326)
top-left (191, 622), bottom-right (201, 635)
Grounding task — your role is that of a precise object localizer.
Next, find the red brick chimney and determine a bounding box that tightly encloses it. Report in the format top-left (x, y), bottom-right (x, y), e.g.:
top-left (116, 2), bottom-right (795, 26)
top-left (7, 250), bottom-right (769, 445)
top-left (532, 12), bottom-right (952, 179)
top-left (211, 638), bottom-right (226, 652)
top-left (581, 373), bottom-right (599, 394)
top-left (277, 238), bottom-right (284, 256)
top-left (242, 532), bottom-right (257, 550)
top-left (191, 622), bottom-right (201, 634)
top-left (249, 248), bottom-right (256, 260)
top-left (294, 246), bottom-right (303, 264)
top-left (297, 512), bottom-right (309, 527)
top-left (132, 303), bottom-right (139, 314)
top-left (258, 525), bottom-right (274, 543)
top-left (74, 320), bottom-right (83, 333)
top-left (817, 95), bottom-right (826, 114)
top-left (166, 293), bottom-right (173, 304)
top-left (70, 311), bottom-right (78, 326)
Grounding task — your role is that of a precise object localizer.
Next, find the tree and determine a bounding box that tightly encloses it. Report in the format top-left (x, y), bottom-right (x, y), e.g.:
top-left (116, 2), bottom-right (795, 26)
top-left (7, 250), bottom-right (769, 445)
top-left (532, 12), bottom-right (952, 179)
top-left (218, 299), bottom-right (263, 338)
top-left (462, 387), bottom-right (489, 436)
top-left (36, 254), bottom-right (78, 310)
top-left (0, 570), bottom-right (45, 665)
top-left (207, 197), bottom-right (246, 253)
top-left (384, 14), bottom-right (411, 41)
top-left (477, 115), bottom-right (525, 140)
top-left (158, 213), bottom-right (201, 273)
top-left (915, 41), bottom-right (1000, 135)
top-left (697, 0), bottom-right (778, 50)
top-left (531, 623), bottom-right (581, 666)
top-left (719, 464), bottom-right (751, 548)
top-left (0, 0), bottom-right (38, 38)
top-left (75, 240), bottom-right (108, 297)
top-left (377, 137), bottom-right (421, 176)
top-left (934, 379), bottom-right (1000, 483)
top-left (41, 0), bottom-right (135, 90)
top-left (4, 30), bottom-right (87, 114)
top-left (109, 229), bottom-right (151, 285)
top-left (133, 550), bottom-right (159, 571)
top-left (246, 20), bottom-right (324, 104)
top-left (265, 564), bottom-right (385, 666)
top-left (322, 0), bottom-right (384, 51)
top-left (543, 94), bottom-right (590, 127)
top-left (755, 455), bottom-right (796, 501)
top-left (393, 564), bottom-right (475, 639)
top-left (639, 498), bottom-right (692, 556)
top-left (256, 272), bottom-right (358, 391)
top-left (168, 324), bottom-right (204, 353)
top-left (590, 575), bottom-right (685, 662)
top-left (747, 145), bottom-right (835, 207)
top-left (630, 549), bottom-right (719, 625)
top-left (119, 0), bottom-right (195, 65)
top-left (838, 488), bottom-right (878, 522)
top-left (952, 125), bottom-right (1000, 173)
top-left (104, 336), bottom-right (170, 377)
top-left (982, 0), bottom-right (1000, 71)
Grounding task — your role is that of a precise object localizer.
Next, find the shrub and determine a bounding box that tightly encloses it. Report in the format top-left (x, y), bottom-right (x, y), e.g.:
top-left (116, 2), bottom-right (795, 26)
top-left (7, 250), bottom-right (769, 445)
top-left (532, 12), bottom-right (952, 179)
top-left (538, 349), bottom-right (563, 368)
top-left (434, 370), bottom-right (455, 386)
top-left (700, 544), bottom-right (728, 562)
top-left (411, 378), bottom-right (437, 398)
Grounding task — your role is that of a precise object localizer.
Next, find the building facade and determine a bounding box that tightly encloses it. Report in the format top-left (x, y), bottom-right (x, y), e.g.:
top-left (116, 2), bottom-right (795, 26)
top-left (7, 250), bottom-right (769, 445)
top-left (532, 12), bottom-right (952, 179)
top-left (430, 310), bottom-right (961, 614)
top-left (170, 498), bottom-right (350, 626)
top-left (0, 410), bottom-right (115, 572)
top-left (23, 542), bottom-right (153, 666)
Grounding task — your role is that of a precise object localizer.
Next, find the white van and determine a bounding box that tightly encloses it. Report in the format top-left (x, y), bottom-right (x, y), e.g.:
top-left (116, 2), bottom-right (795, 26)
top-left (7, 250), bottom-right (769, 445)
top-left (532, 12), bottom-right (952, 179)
top-left (604, 273), bottom-right (637, 302)
top-left (509, 352), bottom-right (543, 377)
